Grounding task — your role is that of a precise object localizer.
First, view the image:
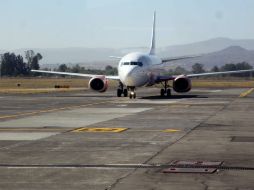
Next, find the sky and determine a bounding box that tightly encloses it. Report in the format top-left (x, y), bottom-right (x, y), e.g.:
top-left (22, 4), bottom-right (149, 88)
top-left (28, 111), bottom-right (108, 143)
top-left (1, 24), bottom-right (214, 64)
top-left (1, 0), bottom-right (254, 49)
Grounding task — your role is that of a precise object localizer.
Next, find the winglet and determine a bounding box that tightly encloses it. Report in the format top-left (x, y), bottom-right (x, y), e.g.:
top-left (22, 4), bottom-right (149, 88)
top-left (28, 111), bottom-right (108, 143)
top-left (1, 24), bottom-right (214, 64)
top-left (149, 11), bottom-right (156, 55)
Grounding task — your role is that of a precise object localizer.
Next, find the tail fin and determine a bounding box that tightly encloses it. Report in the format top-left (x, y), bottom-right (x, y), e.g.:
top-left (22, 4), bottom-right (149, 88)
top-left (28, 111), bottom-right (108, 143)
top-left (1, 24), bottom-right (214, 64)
top-left (149, 11), bottom-right (156, 55)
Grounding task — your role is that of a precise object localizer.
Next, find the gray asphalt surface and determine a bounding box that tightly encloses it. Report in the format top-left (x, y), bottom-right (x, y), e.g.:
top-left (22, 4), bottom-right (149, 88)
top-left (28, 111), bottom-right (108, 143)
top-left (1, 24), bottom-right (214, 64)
top-left (0, 87), bottom-right (253, 190)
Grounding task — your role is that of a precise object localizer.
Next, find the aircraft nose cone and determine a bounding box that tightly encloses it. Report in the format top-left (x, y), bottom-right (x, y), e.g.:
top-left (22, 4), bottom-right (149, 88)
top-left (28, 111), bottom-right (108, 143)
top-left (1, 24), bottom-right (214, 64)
top-left (124, 71), bottom-right (135, 85)
top-left (120, 67), bottom-right (137, 86)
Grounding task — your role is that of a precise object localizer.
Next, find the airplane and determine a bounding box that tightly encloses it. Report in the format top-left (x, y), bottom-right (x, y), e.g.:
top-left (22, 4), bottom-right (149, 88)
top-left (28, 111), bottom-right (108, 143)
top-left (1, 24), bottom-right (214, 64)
top-left (32, 12), bottom-right (254, 99)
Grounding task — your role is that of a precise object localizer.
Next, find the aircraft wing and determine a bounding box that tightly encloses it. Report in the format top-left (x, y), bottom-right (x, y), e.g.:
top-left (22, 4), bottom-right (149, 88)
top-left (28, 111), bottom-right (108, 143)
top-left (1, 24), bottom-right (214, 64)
top-left (155, 76), bottom-right (175, 83)
top-left (161, 55), bottom-right (200, 63)
top-left (187, 69), bottom-right (254, 78)
top-left (31, 70), bottom-right (120, 80)
top-left (155, 69), bottom-right (254, 83)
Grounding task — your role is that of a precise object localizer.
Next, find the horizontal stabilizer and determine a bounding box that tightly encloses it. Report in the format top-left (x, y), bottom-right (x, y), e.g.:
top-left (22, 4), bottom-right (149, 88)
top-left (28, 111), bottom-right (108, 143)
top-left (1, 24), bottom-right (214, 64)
top-left (161, 55), bottom-right (200, 63)
top-left (109, 56), bottom-right (122, 60)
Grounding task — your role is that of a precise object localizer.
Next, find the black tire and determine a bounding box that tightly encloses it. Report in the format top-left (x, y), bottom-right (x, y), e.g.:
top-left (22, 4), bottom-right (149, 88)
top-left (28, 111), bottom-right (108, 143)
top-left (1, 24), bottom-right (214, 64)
top-left (160, 89), bottom-right (165, 97)
top-left (166, 89), bottom-right (171, 97)
top-left (117, 89), bottom-right (122, 97)
top-left (123, 89), bottom-right (128, 97)
top-left (133, 93), bottom-right (136, 99)
top-left (129, 93), bottom-right (133, 99)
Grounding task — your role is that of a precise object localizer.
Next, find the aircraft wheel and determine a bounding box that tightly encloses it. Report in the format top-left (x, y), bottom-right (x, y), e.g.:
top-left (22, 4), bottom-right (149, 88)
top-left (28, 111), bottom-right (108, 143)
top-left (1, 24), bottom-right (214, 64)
top-left (160, 89), bottom-right (165, 97)
top-left (123, 89), bottom-right (128, 97)
top-left (166, 89), bottom-right (171, 97)
top-left (117, 89), bottom-right (123, 97)
top-left (129, 91), bottom-right (136, 99)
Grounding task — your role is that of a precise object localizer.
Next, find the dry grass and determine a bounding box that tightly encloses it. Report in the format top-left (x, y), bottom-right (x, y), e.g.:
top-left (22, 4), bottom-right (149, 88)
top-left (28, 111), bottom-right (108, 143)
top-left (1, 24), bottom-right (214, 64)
top-left (192, 79), bottom-right (254, 88)
top-left (0, 77), bottom-right (118, 94)
top-left (0, 78), bottom-right (89, 94)
top-left (0, 78), bottom-right (89, 89)
top-left (0, 88), bottom-right (87, 94)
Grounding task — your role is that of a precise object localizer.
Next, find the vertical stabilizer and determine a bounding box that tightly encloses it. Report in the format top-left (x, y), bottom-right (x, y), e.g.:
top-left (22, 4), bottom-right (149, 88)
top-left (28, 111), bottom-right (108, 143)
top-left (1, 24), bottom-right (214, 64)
top-left (149, 11), bottom-right (156, 55)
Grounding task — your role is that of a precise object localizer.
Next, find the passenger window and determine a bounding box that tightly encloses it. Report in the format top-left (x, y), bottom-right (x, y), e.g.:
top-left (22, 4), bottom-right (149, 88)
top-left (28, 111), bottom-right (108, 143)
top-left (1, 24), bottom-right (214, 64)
top-left (138, 62), bottom-right (143, 67)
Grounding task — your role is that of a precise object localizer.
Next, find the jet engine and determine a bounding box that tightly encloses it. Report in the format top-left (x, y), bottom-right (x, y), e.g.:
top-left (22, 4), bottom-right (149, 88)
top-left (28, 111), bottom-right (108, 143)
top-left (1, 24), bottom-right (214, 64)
top-left (89, 77), bottom-right (108, 92)
top-left (173, 75), bottom-right (192, 93)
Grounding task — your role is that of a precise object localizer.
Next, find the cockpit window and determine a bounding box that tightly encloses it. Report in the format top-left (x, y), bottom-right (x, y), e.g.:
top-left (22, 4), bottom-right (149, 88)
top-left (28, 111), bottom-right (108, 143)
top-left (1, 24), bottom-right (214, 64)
top-left (121, 62), bottom-right (143, 67)
top-left (138, 62), bottom-right (143, 67)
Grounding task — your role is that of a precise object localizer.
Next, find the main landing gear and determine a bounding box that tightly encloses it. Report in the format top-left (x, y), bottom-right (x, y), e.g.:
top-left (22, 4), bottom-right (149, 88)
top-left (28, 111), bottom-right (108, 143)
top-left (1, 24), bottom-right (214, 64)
top-left (160, 81), bottom-right (171, 97)
top-left (117, 82), bottom-right (128, 97)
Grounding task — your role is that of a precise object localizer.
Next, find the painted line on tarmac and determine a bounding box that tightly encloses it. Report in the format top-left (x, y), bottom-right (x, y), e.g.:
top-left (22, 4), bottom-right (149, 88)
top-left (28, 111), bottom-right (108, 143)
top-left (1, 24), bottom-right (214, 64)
top-left (70, 128), bottom-right (181, 133)
top-left (1, 164), bottom-right (254, 171)
top-left (168, 105), bottom-right (190, 108)
top-left (72, 127), bottom-right (128, 133)
top-left (239, 88), bottom-right (254, 98)
top-left (0, 100), bottom-right (114, 120)
top-left (163, 129), bottom-right (181, 133)
top-left (0, 128), bottom-right (67, 132)
top-left (127, 129), bottom-right (181, 133)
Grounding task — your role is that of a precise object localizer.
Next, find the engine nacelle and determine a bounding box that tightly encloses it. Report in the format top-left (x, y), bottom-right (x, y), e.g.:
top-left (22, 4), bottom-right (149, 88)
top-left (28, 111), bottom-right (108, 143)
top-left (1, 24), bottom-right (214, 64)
top-left (89, 77), bottom-right (108, 93)
top-left (173, 75), bottom-right (192, 93)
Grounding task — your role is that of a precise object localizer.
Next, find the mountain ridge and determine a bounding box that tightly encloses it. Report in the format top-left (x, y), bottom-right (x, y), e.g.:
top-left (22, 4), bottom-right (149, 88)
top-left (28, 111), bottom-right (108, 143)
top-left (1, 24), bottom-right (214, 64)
top-left (165, 45), bottom-right (254, 70)
top-left (2, 37), bottom-right (254, 69)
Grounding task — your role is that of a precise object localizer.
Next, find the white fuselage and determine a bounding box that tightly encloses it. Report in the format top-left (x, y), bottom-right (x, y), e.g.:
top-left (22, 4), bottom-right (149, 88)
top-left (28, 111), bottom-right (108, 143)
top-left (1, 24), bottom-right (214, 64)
top-left (118, 52), bottom-right (164, 87)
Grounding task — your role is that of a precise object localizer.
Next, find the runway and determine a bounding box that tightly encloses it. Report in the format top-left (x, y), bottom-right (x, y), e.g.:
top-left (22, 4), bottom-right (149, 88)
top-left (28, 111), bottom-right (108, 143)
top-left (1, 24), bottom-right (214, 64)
top-left (0, 87), bottom-right (253, 190)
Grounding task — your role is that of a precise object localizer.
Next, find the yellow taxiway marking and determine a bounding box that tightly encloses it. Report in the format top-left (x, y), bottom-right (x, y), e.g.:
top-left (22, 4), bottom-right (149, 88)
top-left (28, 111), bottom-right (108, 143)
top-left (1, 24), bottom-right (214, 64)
top-left (0, 100), bottom-right (113, 120)
top-left (163, 129), bottom-right (181, 133)
top-left (239, 88), bottom-right (254, 98)
top-left (72, 127), bottom-right (128, 133)
top-left (124, 129), bottom-right (181, 133)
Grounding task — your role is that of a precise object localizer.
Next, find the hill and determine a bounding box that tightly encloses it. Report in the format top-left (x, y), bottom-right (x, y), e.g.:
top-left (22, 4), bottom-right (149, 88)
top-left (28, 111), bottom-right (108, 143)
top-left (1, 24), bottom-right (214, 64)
top-left (2, 37), bottom-right (254, 69)
top-left (165, 46), bottom-right (254, 70)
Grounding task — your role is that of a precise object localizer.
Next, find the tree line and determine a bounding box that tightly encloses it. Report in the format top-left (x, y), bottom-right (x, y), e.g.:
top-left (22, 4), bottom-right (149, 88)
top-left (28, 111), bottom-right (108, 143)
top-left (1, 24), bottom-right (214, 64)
top-left (168, 62), bottom-right (253, 77)
top-left (53, 64), bottom-right (118, 76)
top-left (0, 51), bottom-right (253, 78)
top-left (0, 50), bottom-right (42, 77)
top-left (57, 62), bottom-right (253, 77)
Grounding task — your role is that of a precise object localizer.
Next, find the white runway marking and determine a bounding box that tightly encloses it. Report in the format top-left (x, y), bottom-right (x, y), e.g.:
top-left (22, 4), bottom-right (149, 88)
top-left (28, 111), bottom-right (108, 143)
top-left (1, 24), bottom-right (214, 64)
top-left (0, 132), bottom-right (58, 140)
top-left (116, 99), bottom-right (180, 104)
top-left (191, 89), bottom-right (222, 93)
top-left (117, 104), bottom-right (128, 107)
top-left (0, 108), bottom-right (151, 129)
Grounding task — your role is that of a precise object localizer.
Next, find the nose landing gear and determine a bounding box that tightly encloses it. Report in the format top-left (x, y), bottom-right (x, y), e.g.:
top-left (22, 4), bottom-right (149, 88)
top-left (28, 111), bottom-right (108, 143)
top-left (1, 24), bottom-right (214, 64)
top-left (129, 91), bottom-right (136, 99)
top-left (128, 86), bottom-right (136, 99)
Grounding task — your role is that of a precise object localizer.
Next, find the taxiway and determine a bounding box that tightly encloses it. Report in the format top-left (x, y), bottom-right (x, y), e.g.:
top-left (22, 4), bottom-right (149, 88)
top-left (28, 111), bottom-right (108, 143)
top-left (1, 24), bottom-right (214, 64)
top-left (0, 88), bottom-right (253, 190)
